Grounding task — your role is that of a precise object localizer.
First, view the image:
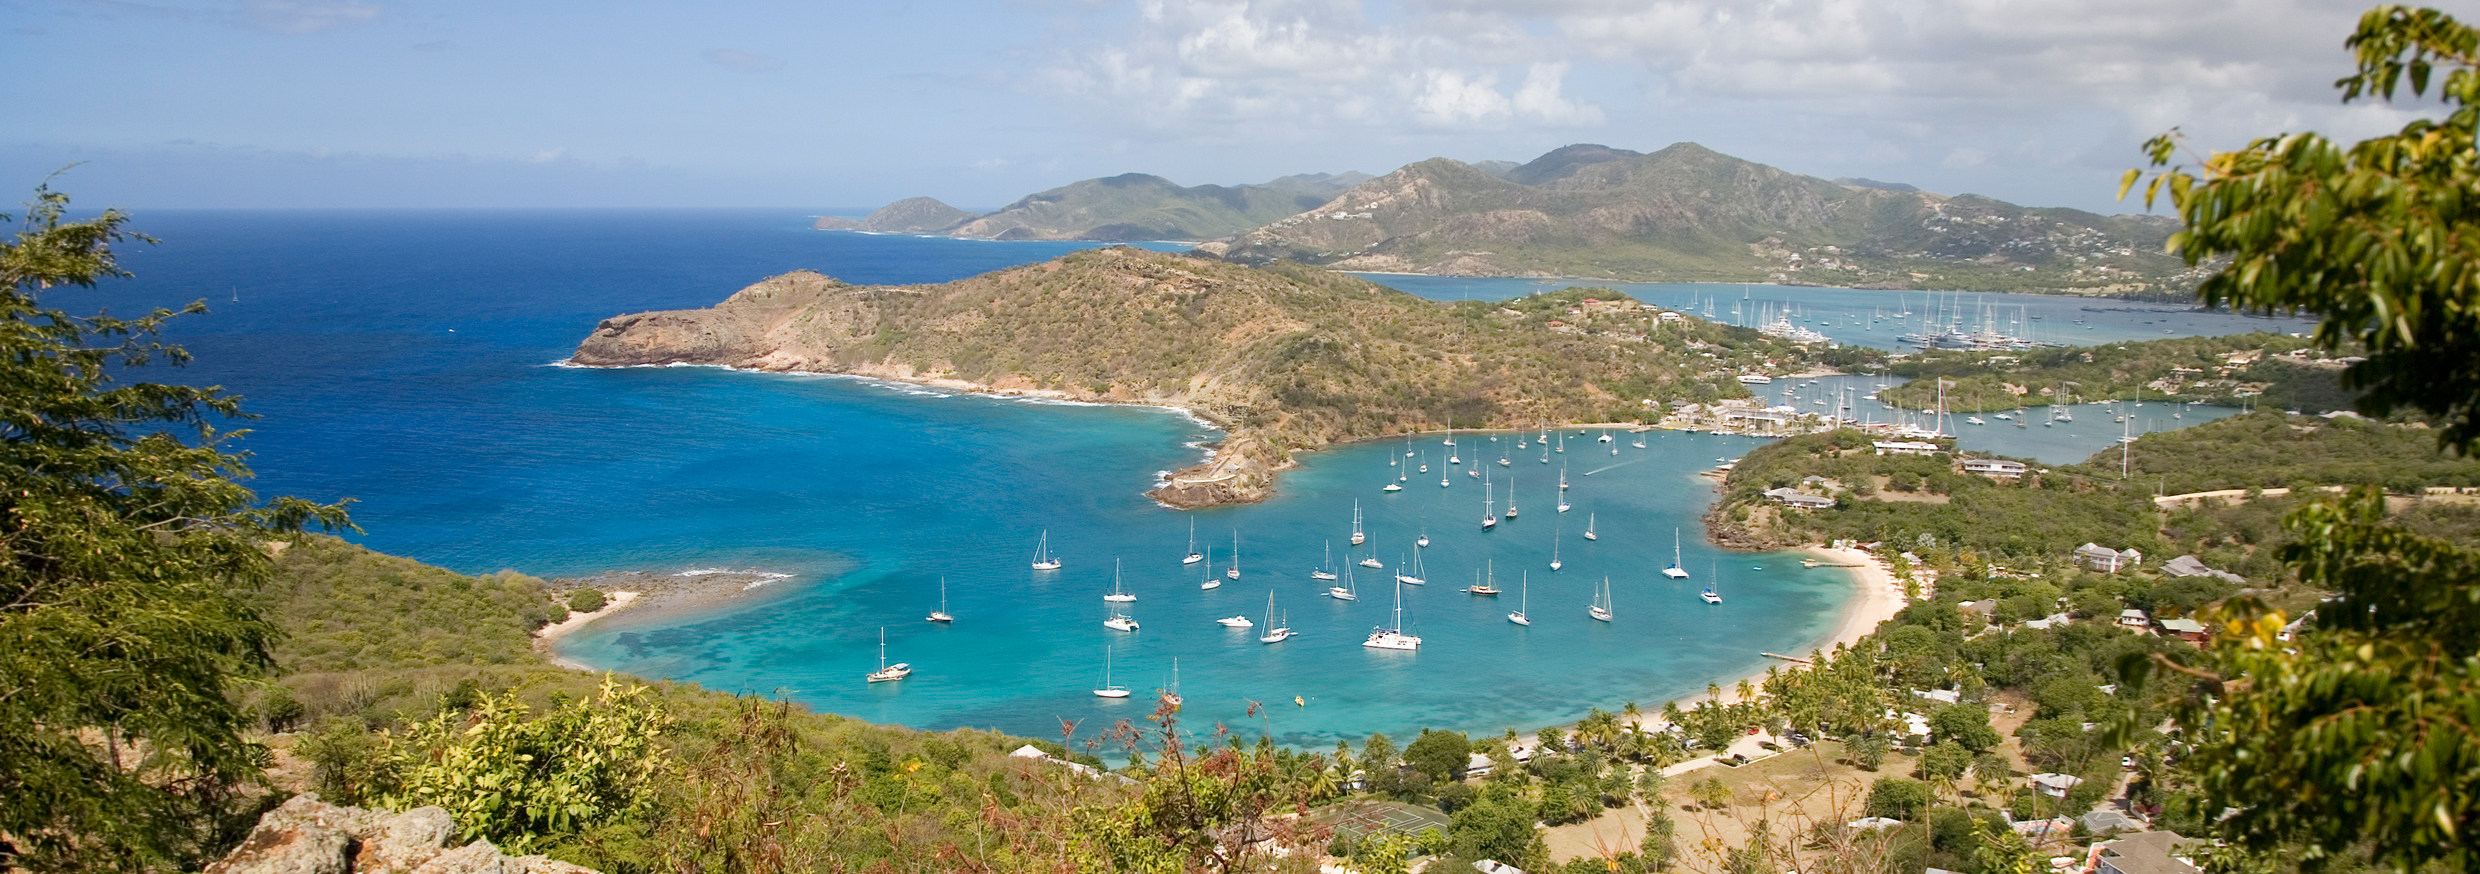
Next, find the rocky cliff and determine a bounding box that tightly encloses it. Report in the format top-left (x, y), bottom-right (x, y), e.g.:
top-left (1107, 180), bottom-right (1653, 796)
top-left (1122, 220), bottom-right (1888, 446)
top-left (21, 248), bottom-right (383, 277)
top-left (206, 795), bottom-right (596, 874)
top-left (571, 248), bottom-right (1785, 507)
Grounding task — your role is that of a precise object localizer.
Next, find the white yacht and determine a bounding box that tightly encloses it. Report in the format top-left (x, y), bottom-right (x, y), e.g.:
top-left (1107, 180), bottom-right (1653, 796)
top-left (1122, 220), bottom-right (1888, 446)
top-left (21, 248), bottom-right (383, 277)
top-left (1328, 566), bottom-right (1359, 601)
top-left (1508, 572), bottom-right (1531, 626)
top-left (1258, 593), bottom-right (1293, 643)
top-left (1217, 614), bottom-right (1253, 628)
top-left (1311, 541), bottom-right (1338, 581)
top-left (926, 577), bottom-right (954, 623)
top-left (1395, 550), bottom-right (1425, 586)
top-left (1226, 531), bottom-right (1242, 580)
top-left (1588, 577), bottom-right (1614, 622)
top-left (1583, 513), bottom-right (1597, 541)
top-left (1030, 530), bottom-right (1062, 571)
top-left (1363, 577), bottom-right (1421, 651)
top-left (1103, 560), bottom-right (1136, 602)
top-left (1663, 529), bottom-right (1690, 579)
top-left (1350, 501), bottom-right (1366, 546)
top-left (866, 628), bottom-right (911, 683)
top-left (1182, 519), bottom-right (1203, 565)
top-left (1093, 645), bottom-right (1128, 697)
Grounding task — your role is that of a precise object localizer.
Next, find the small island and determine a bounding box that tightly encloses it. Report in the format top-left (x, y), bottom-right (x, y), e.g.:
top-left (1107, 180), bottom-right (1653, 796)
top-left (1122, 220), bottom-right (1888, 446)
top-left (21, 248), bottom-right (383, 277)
top-left (571, 247), bottom-right (1813, 507)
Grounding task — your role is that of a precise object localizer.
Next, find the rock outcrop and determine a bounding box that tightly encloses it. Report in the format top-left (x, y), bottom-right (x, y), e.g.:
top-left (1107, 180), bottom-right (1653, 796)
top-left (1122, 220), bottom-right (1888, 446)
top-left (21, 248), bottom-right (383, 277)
top-left (1147, 436), bottom-right (1283, 509)
top-left (207, 795), bottom-right (598, 874)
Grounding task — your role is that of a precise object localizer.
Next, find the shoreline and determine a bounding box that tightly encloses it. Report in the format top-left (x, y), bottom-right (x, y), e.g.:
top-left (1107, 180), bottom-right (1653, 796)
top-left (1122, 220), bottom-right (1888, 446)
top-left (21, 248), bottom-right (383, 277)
top-left (534, 568), bottom-right (806, 669)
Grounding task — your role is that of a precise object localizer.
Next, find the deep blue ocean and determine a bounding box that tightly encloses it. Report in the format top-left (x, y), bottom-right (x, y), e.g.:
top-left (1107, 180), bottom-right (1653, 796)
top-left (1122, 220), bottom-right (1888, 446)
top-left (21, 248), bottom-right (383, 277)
top-left (90, 210), bottom-right (2267, 748)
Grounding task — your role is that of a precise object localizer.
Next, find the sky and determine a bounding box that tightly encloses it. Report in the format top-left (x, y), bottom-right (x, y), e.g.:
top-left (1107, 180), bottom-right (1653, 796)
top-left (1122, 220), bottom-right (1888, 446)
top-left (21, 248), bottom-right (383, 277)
top-left (6, 0), bottom-right (2467, 214)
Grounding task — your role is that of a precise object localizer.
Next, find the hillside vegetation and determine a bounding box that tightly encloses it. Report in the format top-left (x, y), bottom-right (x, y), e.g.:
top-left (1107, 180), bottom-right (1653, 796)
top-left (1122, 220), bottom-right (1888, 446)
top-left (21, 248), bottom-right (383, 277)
top-left (1877, 332), bottom-right (2356, 413)
top-left (1200, 142), bottom-right (2200, 295)
top-left (946, 173), bottom-right (1331, 241)
top-left (572, 247), bottom-right (1798, 504)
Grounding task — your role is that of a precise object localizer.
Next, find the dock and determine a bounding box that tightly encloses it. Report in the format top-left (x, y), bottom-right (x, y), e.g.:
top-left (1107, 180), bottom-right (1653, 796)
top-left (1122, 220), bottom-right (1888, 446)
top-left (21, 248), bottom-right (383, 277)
top-left (1761, 652), bottom-right (1813, 665)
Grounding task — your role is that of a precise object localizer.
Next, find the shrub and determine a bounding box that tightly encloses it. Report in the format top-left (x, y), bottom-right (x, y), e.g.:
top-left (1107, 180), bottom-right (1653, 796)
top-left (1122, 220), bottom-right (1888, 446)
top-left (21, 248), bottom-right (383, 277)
top-left (566, 588), bottom-right (608, 614)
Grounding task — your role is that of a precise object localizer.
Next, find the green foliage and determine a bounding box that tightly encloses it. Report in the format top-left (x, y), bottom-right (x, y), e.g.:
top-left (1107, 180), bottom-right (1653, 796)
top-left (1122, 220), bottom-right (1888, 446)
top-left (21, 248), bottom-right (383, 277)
top-left (260, 535), bottom-right (561, 673)
top-left (1449, 792), bottom-right (1549, 871)
top-left (2129, 6), bottom-right (2480, 451)
top-left (565, 588), bottom-right (606, 614)
top-left (1865, 777), bottom-right (1934, 820)
top-left (0, 186), bottom-right (350, 872)
top-left (2109, 411), bottom-right (2480, 496)
top-left (367, 676), bottom-right (666, 852)
top-left (1879, 333), bottom-right (2339, 413)
top-left (1928, 705), bottom-right (2002, 753)
top-left (1402, 728), bottom-right (1473, 783)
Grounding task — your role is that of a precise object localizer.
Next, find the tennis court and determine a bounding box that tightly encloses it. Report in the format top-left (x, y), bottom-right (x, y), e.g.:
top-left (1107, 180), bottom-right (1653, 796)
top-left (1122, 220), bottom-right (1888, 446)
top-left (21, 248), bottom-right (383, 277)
top-left (1310, 799), bottom-right (1451, 840)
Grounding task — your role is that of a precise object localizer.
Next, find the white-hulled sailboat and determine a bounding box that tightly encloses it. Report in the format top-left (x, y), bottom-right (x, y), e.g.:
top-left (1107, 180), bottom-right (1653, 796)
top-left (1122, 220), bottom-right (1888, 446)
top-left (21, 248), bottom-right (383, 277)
top-left (1663, 529), bottom-right (1690, 579)
top-left (1226, 531), bottom-right (1241, 580)
top-left (1396, 549), bottom-right (1425, 586)
top-left (1093, 645), bottom-right (1129, 697)
top-left (1505, 477), bottom-right (1518, 519)
top-left (1550, 529), bottom-right (1562, 571)
top-left (1328, 566), bottom-right (1359, 601)
top-left (1031, 530), bottom-right (1062, 571)
top-left (1363, 576), bottom-right (1421, 650)
top-left (1499, 441), bottom-right (1511, 466)
top-left (1311, 541), bottom-right (1338, 581)
top-left (1104, 559), bottom-right (1136, 602)
top-left (1183, 519), bottom-right (1203, 565)
top-left (1416, 528), bottom-right (1430, 548)
top-left (1588, 577), bottom-right (1614, 622)
top-left (1480, 476), bottom-right (1498, 530)
top-left (1508, 572), bottom-right (1531, 625)
top-left (1359, 553), bottom-right (1384, 569)
top-left (866, 628), bottom-right (911, 682)
top-left (927, 577), bottom-right (954, 623)
top-left (1350, 501), bottom-right (1366, 546)
top-left (1258, 592), bottom-right (1292, 643)
top-left (1103, 603), bottom-right (1139, 631)
top-left (1583, 512), bottom-right (1597, 541)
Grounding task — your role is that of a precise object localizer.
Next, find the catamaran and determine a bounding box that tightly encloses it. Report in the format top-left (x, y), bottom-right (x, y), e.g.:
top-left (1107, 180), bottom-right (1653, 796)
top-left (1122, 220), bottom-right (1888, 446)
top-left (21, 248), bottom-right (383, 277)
top-left (1258, 592), bottom-right (1292, 643)
top-left (1396, 549), bottom-right (1425, 586)
top-left (866, 628), bottom-right (911, 682)
top-left (1598, 429), bottom-right (1614, 443)
top-left (1350, 501), bottom-right (1366, 546)
top-left (1183, 519), bottom-right (1203, 565)
top-left (1103, 605), bottom-right (1139, 631)
top-left (927, 577), bottom-right (955, 623)
top-left (1508, 572), bottom-right (1531, 625)
top-left (1104, 560), bottom-right (1136, 602)
top-left (1584, 512), bottom-right (1597, 541)
top-left (1363, 576), bottom-right (1421, 650)
top-left (1328, 566), bottom-right (1359, 601)
top-left (1663, 529), bottom-right (1690, 579)
top-left (1700, 574), bottom-right (1722, 604)
top-left (1031, 530), bottom-right (1062, 571)
top-left (1311, 541), bottom-right (1338, 581)
top-left (1588, 577), bottom-right (1614, 622)
top-left (1226, 531), bottom-right (1242, 580)
top-left (1093, 645), bottom-right (1129, 697)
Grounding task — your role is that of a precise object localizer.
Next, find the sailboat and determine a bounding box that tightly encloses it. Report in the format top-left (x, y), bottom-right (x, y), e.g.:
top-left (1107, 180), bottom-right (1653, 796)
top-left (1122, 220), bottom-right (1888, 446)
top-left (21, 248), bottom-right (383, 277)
top-left (1632, 433), bottom-right (1648, 449)
top-left (1416, 528), bottom-right (1430, 548)
top-left (1183, 520), bottom-right (1203, 565)
top-left (1396, 550), bottom-right (1424, 586)
top-left (1508, 573), bottom-right (1531, 625)
top-left (866, 628), bottom-right (911, 682)
top-left (1556, 433), bottom-right (1565, 454)
top-left (1104, 560), bottom-right (1136, 602)
top-left (1383, 478), bottom-right (1403, 493)
top-left (1226, 531), bottom-right (1242, 580)
top-left (1103, 602), bottom-right (1139, 631)
top-left (1359, 553), bottom-right (1384, 569)
top-left (1598, 429), bottom-right (1614, 443)
top-left (1560, 463), bottom-right (1570, 491)
top-left (1311, 541), bottom-right (1338, 581)
top-left (1363, 576), bottom-right (1421, 650)
top-left (1700, 576), bottom-right (1722, 605)
top-left (1093, 645), bottom-right (1129, 697)
top-left (1031, 531), bottom-right (1062, 571)
top-left (1481, 476), bottom-right (1497, 530)
top-left (1258, 592), bottom-right (1293, 643)
top-left (1499, 441), bottom-right (1511, 467)
top-left (1588, 577), bottom-right (1614, 622)
top-left (927, 577), bottom-right (955, 623)
top-left (1504, 477), bottom-right (1518, 519)
top-left (1540, 439), bottom-right (1550, 464)
top-left (1419, 451), bottom-right (1428, 474)
top-left (1583, 513), bottom-right (1597, 541)
top-left (1350, 501), bottom-right (1366, 546)
top-left (1328, 565), bottom-right (1359, 601)
top-left (1663, 529), bottom-right (1690, 579)
top-left (1465, 560), bottom-right (1499, 595)
top-left (1700, 557), bottom-right (1722, 604)
top-left (1550, 529), bottom-right (1562, 571)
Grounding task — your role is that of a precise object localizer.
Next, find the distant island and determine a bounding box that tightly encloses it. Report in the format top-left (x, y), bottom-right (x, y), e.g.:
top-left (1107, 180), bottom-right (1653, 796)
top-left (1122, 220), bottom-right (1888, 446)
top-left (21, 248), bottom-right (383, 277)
top-left (814, 142), bottom-right (2206, 296)
top-left (570, 247), bottom-right (1811, 507)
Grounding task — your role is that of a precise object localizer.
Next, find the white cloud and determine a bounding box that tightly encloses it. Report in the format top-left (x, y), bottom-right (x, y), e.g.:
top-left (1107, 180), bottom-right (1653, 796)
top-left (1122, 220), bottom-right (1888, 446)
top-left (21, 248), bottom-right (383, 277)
top-left (702, 48), bottom-right (784, 73)
top-left (234, 0), bottom-right (378, 34)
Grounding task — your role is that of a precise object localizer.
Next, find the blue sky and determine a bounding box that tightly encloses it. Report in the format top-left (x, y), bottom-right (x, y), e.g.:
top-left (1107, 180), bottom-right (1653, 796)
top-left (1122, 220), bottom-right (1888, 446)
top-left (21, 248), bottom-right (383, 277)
top-left (5, 0), bottom-right (2443, 213)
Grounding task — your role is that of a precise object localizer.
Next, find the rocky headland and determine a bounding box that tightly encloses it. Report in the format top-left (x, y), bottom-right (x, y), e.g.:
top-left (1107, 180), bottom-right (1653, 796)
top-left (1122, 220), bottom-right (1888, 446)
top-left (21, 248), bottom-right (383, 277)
top-left (570, 247), bottom-right (1785, 507)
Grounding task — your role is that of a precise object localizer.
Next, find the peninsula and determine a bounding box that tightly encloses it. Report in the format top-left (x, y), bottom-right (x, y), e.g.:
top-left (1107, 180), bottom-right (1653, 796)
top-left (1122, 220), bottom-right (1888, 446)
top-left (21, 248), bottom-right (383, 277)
top-left (570, 247), bottom-right (1795, 507)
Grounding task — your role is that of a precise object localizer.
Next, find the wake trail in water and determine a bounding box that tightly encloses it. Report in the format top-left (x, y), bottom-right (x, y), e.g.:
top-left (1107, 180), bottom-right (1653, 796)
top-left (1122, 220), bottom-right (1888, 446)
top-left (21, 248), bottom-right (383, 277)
top-left (1581, 459), bottom-right (1647, 476)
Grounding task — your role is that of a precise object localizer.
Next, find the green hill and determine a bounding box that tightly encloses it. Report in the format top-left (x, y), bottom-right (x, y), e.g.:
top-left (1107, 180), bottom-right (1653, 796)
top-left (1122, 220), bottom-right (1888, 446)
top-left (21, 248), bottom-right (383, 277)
top-left (1201, 142), bottom-right (2199, 295)
top-left (946, 173), bottom-right (1329, 241)
top-left (1876, 332), bottom-right (2356, 413)
top-left (570, 247), bottom-right (1803, 505)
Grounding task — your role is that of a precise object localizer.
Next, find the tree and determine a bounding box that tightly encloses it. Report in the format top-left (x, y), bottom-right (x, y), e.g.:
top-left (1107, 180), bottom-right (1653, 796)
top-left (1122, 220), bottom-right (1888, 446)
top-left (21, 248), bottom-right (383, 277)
top-left (369, 678), bottom-right (666, 852)
top-left (0, 186), bottom-right (349, 872)
top-left (1448, 793), bottom-right (1547, 871)
top-left (2116, 7), bottom-right (2480, 872)
top-left (1865, 777), bottom-right (1933, 821)
top-left (1917, 741), bottom-right (1973, 803)
top-left (1928, 704), bottom-right (2002, 753)
top-left (1402, 728), bottom-right (1473, 784)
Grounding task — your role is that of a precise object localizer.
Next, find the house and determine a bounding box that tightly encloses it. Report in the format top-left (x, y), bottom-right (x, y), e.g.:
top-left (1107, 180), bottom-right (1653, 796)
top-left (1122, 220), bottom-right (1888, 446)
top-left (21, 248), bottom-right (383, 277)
top-left (2119, 608), bottom-right (2152, 629)
top-left (1465, 751), bottom-right (1496, 778)
top-left (1957, 600), bottom-right (1998, 620)
top-left (2029, 772), bottom-right (2084, 798)
top-left (2082, 808), bottom-right (2148, 835)
top-left (1846, 816), bottom-right (1905, 830)
top-left (2023, 613), bottom-right (2072, 630)
top-left (2161, 555), bottom-right (2244, 584)
top-left (2010, 816), bottom-right (2075, 840)
top-left (1961, 458), bottom-right (2028, 478)
top-left (2158, 617), bottom-right (2209, 643)
top-left (1474, 861), bottom-right (1528, 874)
top-left (2089, 831), bottom-right (2208, 874)
top-left (2078, 543), bottom-right (2141, 573)
top-left (1913, 688), bottom-right (1961, 705)
top-left (1874, 440), bottom-right (1941, 456)
top-left (1763, 487), bottom-right (1838, 510)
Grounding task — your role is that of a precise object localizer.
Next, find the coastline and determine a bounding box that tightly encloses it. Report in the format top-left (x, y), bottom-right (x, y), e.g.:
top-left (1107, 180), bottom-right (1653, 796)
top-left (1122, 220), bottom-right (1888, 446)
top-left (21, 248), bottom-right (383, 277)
top-left (535, 568), bottom-right (805, 670)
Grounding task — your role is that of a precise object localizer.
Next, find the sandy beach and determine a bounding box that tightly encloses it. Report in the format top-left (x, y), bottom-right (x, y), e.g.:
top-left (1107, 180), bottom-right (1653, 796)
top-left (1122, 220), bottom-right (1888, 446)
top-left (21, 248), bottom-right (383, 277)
top-left (533, 568), bottom-right (803, 669)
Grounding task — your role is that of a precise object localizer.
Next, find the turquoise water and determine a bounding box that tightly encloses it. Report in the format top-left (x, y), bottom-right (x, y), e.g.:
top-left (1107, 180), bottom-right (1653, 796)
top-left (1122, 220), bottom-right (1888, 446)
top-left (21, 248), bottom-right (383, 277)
top-left (85, 209), bottom-right (2268, 748)
top-left (1771, 375), bottom-right (2245, 465)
